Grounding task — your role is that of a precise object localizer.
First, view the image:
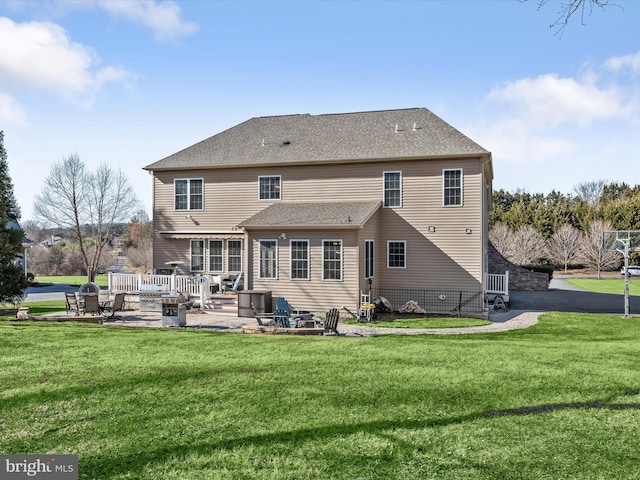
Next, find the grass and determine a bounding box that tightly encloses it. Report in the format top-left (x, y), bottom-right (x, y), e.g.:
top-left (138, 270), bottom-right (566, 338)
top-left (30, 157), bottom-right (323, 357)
top-left (2, 313), bottom-right (640, 479)
top-left (564, 277), bottom-right (640, 296)
top-left (32, 275), bottom-right (109, 287)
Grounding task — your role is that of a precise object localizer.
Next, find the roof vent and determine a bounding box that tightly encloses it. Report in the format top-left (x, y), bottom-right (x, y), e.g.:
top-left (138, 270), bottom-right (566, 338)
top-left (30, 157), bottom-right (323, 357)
top-left (412, 122), bottom-right (421, 131)
top-left (394, 124), bottom-right (403, 133)
top-left (282, 141), bottom-right (291, 145)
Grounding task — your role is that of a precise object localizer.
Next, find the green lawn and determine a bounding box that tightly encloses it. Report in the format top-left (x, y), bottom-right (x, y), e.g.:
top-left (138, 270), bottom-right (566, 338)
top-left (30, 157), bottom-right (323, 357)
top-left (2, 313), bottom-right (640, 479)
top-left (564, 277), bottom-right (640, 296)
top-left (32, 275), bottom-right (109, 287)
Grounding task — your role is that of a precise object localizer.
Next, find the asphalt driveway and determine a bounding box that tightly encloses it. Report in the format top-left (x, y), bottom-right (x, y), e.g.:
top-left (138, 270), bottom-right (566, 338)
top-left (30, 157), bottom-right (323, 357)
top-left (510, 278), bottom-right (639, 314)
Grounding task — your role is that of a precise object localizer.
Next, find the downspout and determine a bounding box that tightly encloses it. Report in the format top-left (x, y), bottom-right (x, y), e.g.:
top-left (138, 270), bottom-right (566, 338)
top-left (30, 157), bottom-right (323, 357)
top-left (481, 156), bottom-right (493, 312)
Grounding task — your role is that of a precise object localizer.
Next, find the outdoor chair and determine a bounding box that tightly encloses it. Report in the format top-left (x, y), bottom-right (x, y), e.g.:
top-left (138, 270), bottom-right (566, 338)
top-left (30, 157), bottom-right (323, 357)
top-left (324, 308), bottom-right (340, 335)
top-left (252, 303), bottom-right (277, 327)
top-left (221, 272), bottom-right (243, 294)
top-left (358, 291), bottom-right (376, 322)
top-left (82, 295), bottom-right (102, 317)
top-left (65, 292), bottom-right (82, 316)
top-left (102, 292), bottom-right (126, 321)
top-left (273, 297), bottom-right (293, 328)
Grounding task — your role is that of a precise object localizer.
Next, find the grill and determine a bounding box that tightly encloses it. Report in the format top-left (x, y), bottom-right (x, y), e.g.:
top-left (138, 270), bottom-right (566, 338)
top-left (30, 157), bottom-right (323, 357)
top-left (161, 293), bottom-right (186, 327)
top-left (139, 284), bottom-right (164, 312)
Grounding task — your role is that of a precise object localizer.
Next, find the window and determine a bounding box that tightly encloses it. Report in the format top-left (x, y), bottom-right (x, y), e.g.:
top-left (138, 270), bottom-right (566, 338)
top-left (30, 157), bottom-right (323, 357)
top-left (290, 240), bottom-right (309, 280)
top-left (259, 240), bottom-right (277, 279)
top-left (259, 176), bottom-right (281, 200)
top-left (208, 240), bottom-right (223, 272)
top-left (323, 240), bottom-right (342, 280)
top-left (387, 241), bottom-right (406, 269)
top-left (227, 240), bottom-right (243, 272)
top-left (383, 171), bottom-right (402, 207)
top-left (443, 169), bottom-right (463, 206)
top-left (365, 240), bottom-right (374, 279)
top-left (175, 178), bottom-right (203, 210)
top-left (190, 240), bottom-right (204, 272)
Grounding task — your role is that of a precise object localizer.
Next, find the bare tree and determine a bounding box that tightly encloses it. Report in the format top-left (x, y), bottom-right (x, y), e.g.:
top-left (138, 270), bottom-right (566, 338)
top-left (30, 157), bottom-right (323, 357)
top-left (581, 219), bottom-right (621, 278)
top-left (33, 154), bottom-right (139, 282)
top-left (510, 225), bottom-right (546, 265)
top-left (126, 236), bottom-right (153, 273)
top-left (574, 179), bottom-right (606, 207)
top-left (489, 223), bottom-right (515, 260)
top-left (526, 0), bottom-right (621, 35)
top-left (546, 224), bottom-right (582, 272)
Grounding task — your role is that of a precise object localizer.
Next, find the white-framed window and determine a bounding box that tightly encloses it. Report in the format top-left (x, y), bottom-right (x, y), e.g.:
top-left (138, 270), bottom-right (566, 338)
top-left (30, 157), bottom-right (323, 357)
top-left (259, 240), bottom-right (277, 279)
top-left (443, 168), bottom-right (463, 206)
top-left (323, 240), bottom-right (342, 281)
top-left (365, 240), bottom-right (374, 279)
top-left (383, 171), bottom-right (402, 208)
top-left (387, 240), bottom-right (406, 269)
top-left (259, 176), bottom-right (281, 200)
top-left (190, 240), bottom-right (204, 272)
top-left (290, 240), bottom-right (310, 280)
top-left (208, 240), bottom-right (223, 272)
top-left (175, 178), bottom-right (204, 210)
top-left (227, 240), bottom-right (243, 272)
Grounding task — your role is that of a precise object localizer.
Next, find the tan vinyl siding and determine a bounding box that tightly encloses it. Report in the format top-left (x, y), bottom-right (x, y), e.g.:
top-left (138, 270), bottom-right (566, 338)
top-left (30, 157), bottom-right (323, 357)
top-left (152, 156), bottom-right (487, 293)
top-left (247, 230), bottom-right (360, 313)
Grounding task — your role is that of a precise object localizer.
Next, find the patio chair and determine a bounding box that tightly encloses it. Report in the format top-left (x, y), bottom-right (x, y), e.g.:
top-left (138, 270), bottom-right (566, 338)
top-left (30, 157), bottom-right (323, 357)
top-left (273, 297), bottom-right (292, 328)
top-left (324, 308), bottom-right (340, 335)
top-left (252, 303), bottom-right (276, 327)
top-left (221, 272), bottom-right (243, 294)
top-left (102, 292), bottom-right (126, 321)
top-left (65, 292), bottom-right (82, 316)
top-left (358, 291), bottom-right (375, 322)
top-left (82, 295), bottom-right (102, 317)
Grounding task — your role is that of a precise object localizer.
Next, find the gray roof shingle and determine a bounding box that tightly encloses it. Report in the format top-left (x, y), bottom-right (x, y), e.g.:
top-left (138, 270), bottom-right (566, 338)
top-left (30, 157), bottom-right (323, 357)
top-left (238, 201), bottom-right (382, 229)
top-left (145, 108), bottom-right (489, 171)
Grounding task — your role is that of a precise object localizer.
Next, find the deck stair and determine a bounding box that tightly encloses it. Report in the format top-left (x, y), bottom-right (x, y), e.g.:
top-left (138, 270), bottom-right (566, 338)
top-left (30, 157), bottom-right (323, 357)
top-left (202, 293), bottom-right (238, 314)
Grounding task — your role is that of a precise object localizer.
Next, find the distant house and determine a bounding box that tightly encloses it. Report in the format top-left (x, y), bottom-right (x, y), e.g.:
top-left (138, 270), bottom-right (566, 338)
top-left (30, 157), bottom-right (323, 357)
top-left (144, 108), bottom-right (493, 314)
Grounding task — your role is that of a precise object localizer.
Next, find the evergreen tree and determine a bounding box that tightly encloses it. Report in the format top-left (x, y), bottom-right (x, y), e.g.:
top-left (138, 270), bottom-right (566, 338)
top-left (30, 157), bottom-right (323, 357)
top-left (0, 131), bottom-right (28, 304)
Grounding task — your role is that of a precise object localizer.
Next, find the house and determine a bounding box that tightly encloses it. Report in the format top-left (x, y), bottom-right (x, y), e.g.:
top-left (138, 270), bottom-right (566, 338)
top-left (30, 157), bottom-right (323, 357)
top-left (144, 108), bottom-right (493, 315)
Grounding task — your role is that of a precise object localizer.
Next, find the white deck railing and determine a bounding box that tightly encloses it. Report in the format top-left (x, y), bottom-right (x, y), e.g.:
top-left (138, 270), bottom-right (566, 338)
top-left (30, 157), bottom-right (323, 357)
top-left (108, 273), bottom-right (211, 302)
top-left (485, 271), bottom-right (509, 297)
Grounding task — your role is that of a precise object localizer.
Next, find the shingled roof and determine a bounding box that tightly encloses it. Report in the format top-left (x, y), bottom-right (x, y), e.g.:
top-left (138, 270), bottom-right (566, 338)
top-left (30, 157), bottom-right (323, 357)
top-left (238, 201), bottom-right (382, 229)
top-left (144, 108), bottom-right (489, 171)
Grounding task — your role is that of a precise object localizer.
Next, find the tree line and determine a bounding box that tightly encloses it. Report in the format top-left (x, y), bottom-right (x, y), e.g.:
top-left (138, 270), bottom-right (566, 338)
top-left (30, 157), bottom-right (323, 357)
top-left (490, 181), bottom-right (640, 275)
top-left (22, 213), bottom-right (153, 279)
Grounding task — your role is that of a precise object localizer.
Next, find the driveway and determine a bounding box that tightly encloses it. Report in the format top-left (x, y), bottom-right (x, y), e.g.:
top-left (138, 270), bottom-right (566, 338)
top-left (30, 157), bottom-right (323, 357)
top-left (509, 278), bottom-right (638, 315)
top-left (24, 283), bottom-right (81, 302)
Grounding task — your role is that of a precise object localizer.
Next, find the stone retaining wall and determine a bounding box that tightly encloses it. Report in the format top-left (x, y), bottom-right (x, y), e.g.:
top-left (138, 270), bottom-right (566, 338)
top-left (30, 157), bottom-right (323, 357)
top-left (488, 242), bottom-right (549, 291)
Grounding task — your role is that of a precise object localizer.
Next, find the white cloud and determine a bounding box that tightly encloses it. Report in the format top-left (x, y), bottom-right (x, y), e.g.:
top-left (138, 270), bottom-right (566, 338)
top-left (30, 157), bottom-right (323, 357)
top-left (95, 0), bottom-right (198, 41)
top-left (487, 73), bottom-right (629, 128)
top-left (0, 92), bottom-right (26, 124)
top-left (604, 51), bottom-right (640, 73)
top-left (472, 58), bottom-right (640, 194)
top-left (0, 16), bottom-right (128, 100)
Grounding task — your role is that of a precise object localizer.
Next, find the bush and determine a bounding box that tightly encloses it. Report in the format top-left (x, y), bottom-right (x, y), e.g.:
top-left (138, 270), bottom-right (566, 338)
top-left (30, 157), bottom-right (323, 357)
top-left (521, 264), bottom-right (554, 280)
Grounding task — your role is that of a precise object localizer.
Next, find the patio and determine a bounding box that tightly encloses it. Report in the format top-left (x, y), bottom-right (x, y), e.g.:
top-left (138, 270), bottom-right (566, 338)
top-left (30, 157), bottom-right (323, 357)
top-left (18, 306), bottom-right (538, 336)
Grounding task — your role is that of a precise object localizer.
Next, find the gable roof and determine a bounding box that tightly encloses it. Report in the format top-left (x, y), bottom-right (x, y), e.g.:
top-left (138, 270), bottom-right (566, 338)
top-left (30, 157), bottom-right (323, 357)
top-left (238, 201), bottom-right (382, 230)
top-left (144, 108), bottom-right (490, 171)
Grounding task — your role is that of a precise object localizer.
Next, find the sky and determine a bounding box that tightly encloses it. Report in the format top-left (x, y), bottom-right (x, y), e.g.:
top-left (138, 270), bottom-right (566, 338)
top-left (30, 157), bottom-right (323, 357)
top-left (1, 0), bottom-right (639, 223)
